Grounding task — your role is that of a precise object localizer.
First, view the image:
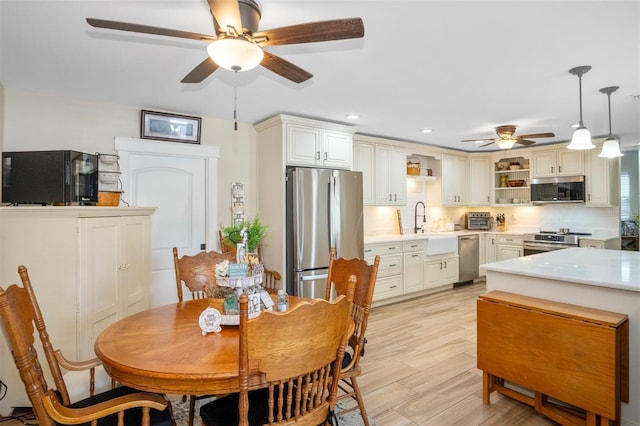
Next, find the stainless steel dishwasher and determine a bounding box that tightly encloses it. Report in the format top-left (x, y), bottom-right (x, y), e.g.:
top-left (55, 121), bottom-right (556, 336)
top-left (456, 234), bottom-right (479, 285)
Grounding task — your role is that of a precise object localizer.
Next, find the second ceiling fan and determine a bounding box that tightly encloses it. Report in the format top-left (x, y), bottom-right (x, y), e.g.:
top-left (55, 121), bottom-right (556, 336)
top-left (87, 0), bottom-right (364, 84)
top-left (462, 125), bottom-right (555, 149)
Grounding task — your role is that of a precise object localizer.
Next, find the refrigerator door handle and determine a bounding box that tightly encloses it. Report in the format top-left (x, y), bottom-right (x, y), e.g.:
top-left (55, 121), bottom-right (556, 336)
top-left (300, 274), bottom-right (328, 281)
top-left (328, 174), bottom-right (336, 252)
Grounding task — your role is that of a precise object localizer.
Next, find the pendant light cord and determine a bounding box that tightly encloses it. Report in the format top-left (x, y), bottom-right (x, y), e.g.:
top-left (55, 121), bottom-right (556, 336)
top-left (577, 74), bottom-right (584, 127)
top-left (233, 70), bottom-right (238, 131)
top-left (607, 93), bottom-right (612, 137)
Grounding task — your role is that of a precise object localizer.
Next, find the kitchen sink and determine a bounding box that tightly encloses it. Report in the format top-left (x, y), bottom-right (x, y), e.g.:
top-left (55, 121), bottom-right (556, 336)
top-left (425, 235), bottom-right (458, 255)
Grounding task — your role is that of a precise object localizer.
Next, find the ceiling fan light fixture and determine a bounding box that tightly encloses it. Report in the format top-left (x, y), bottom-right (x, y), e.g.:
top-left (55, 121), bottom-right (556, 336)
top-left (207, 38), bottom-right (264, 72)
top-left (567, 65), bottom-right (595, 150)
top-left (495, 138), bottom-right (517, 150)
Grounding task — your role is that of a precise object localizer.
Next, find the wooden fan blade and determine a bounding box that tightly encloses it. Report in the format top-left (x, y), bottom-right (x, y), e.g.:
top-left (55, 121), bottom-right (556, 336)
top-left (255, 18), bottom-right (364, 46)
top-left (518, 132), bottom-right (555, 139)
top-left (86, 18), bottom-right (216, 42)
top-left (181, 57), bottom-right (219, 83)
top-left (461, 138), bottom-right (494, 142)
top-left (261, 51), bottom-right (313, 83)
top-left (480, 141), bottom-right (496, 148)
top-left (207, 0), bottom-right (242, 32)
top-left (516, 139), bottom-right (536, 146)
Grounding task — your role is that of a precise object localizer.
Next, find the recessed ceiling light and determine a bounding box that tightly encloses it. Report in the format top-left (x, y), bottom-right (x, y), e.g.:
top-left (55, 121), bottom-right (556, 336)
top-left (474, 140), bottom-right (484, 144)
top-left (420, 129), bottom-right (433, 134)
top-left (345, 114), bottom-right (360, 120)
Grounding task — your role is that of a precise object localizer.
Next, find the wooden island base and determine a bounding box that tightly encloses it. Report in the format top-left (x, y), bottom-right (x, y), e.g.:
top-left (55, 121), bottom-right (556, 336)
top-left (477, 291), bottom-right (629, 426)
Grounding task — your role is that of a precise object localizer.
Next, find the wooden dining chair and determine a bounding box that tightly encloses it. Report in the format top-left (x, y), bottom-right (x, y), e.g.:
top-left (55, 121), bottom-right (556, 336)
top-left (172, 247), bottom-right (236, 301)
top-left (325, 247), bottom-right (380, 426)
top-left (261, 268), bottom-right (281, 294)
top-left (199, 276), bottom-right (357, 426)
top-left (0, 265), bottom-right (173, 426)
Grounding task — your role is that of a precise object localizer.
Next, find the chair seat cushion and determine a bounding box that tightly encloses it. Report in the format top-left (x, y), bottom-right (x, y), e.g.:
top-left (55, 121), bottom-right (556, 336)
top-left (199, 389), bottom-right (271, 426)
top-left (61, 386), bottom-right (173, 426)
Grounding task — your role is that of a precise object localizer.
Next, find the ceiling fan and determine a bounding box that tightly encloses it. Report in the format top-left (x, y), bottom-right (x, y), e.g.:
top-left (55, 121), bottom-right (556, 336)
top-left (86, 0), bottom-right (364, 84)
top-left (462, 125), bottom-right (555, 149)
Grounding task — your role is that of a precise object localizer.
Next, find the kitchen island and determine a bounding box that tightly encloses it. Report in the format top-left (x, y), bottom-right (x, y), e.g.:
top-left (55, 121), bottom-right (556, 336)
top-left (482, 247), bottom-right (639, 426)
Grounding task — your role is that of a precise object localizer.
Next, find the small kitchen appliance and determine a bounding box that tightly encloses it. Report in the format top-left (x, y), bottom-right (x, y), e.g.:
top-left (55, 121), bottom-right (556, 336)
top-left (523, 230), bottom-right (592, 255)
top-left (466, 212), bottom-right (491, 230)
top-left (2, 150), bottom-right (98, 205)
top-left (530, 175), bottom-right (586, 204)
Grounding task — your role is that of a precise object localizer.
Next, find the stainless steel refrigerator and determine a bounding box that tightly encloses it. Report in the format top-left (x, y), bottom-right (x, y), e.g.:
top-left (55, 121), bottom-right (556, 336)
top-left (286, 167), bottom-right (364, 298)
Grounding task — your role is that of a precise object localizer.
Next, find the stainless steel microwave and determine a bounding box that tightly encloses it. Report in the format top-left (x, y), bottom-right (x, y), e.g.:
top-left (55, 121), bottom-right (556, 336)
top-left (530, 175), bottom-right (585, 205)
top-left (2, 150), bottom-right (98, 205)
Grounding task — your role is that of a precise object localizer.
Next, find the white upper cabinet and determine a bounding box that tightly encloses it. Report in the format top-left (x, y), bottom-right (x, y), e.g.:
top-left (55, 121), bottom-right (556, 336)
top-left (375, 144), bottom-right (407, 206)
top-left (470, 157), bottom-right (492, 205)
top-left (353, 140), bottom-right (376, 205)
top-left (531, 148), bottom-right (584, 178)
top-left (441, 154), bottom-right (469, 206)
top-left (585, 144), bottom-right (620, 207)
top-left (286, 122), bottom-right (353, 169)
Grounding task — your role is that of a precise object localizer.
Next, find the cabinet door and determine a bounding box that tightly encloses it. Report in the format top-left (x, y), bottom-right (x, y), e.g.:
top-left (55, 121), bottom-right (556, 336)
top-left (354, 141), bottom-right (375, 205)
top-left (496, 245), bottom-right (522, 261)
top-left (470, 157), bottom-right (492, 205)
top-left (557, 150), bottom-right (584, 176)
top-left (441, 155), bottom-right (458, 205)
top-left (286, 124), bottom-right (321, 166)
top-left (485, 235), bottom-right (497, 263)
top-left (120, 216), bottom-right (151, 316)
top-left (532, 150), bottom-right (556, 177)
top-left (374, 145), bottom-right (393, 205)
top-left (423, 259), bottom-right (442, 289)
top-left (456, 156), bottom-right (470, 205)
top-left (403, 252), bottom-right (424, 293)
top-left (79, 217), bottom-right (122, 360)
top-left (585, 149), bottom-right (611, 206)
top-left (389, 147), bottom-right (407, 205)
top-left (441, 256), bottom-right (459, 284)
top-left (322, 130), bottom-right (352, 169)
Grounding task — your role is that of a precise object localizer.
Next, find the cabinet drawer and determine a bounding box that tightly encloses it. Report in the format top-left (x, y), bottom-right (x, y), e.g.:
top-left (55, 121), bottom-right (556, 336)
top-left (496, 234), bottom-right (523, 245)
top-left (364, 242), bottom-right (403, 257)
top-left (403, 240), bottom-right (425, 253)
top-left (580, 239), bottom-right (604, 249)
top-left (369, 254), bottom-right (402, 278)
top-left (372, 276), bottom-right (403, 301)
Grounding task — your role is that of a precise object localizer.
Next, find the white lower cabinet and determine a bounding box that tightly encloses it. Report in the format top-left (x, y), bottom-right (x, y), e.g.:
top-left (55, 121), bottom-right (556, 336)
top-left (424, 254), bottom-right (459, 290)
top-left (496, 234), bottom-right (523, 260)
top-left (0, 207), bottom-right (154, 414)
top-left (403, 241), bottom-right (424, 293)
top-left (365, 241), bottom-right (403, 301)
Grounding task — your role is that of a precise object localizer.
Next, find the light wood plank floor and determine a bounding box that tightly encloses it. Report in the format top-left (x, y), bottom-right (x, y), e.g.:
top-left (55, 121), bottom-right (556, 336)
top-left (355, 281), bottom-right (557, 425)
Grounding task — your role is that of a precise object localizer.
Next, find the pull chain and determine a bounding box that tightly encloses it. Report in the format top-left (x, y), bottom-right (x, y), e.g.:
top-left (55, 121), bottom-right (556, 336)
top-left (232, 67), bottom-right (239, 131)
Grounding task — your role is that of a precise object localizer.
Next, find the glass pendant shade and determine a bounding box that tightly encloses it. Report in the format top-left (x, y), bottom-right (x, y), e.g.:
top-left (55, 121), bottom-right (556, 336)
top-left (207, 38), bottom-right (264, 71)
top-left (598, 137), bottom-right (623, 158)
top-left (567, 126), bottom-right (595, 150)
top-left (495, 138), bottom-right (517, 150)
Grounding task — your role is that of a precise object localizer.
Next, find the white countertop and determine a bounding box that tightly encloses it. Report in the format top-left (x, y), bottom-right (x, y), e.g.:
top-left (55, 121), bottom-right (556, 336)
top-left (483, 247), bottom-right (640, 293)
top-left (365, 230), bottom-right (618, 244)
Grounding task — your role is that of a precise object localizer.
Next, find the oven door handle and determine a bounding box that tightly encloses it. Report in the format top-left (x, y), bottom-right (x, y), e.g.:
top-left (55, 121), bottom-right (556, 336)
top-left (523, 242), bottom-right (576, 250)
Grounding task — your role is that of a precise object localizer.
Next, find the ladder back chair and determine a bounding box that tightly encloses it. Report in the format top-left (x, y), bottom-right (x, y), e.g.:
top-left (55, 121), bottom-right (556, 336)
top-left (0, 265), bottom-right (173, 426)
top-left (173, 247), bottom-right (236, 301)
top-left (200, 277), bottom-right (357, 426)
top-left (172, 247), bottom-right (236, 426)
top-left (261, 269), bottom-right (281, 294)
top-left (325, 247), bottom-right (380, 426)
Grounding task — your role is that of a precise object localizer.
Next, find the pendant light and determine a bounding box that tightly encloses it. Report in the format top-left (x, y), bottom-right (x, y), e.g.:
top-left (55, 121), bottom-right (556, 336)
top-left (598, 86), bottom-right (624, 158)
top-left (567, 65), bottom-right (595, 150)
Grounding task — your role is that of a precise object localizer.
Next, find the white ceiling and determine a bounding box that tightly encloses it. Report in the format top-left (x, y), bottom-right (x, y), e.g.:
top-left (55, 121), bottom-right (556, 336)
top-left (1, 0), bottom-right (639, 152)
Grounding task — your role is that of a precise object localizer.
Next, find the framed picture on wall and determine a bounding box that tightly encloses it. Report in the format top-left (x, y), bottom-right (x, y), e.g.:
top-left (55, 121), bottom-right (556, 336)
top-left (141, 110), bottom-right (202, 144)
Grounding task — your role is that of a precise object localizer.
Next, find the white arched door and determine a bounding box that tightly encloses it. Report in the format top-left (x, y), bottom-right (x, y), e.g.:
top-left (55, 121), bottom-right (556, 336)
top-left (115, 137), bottom-right (219, 306)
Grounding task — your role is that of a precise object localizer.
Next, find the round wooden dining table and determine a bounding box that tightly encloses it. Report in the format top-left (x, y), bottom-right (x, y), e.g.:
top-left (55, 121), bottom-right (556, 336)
top-left (95, 296), bottom-right (305, 395)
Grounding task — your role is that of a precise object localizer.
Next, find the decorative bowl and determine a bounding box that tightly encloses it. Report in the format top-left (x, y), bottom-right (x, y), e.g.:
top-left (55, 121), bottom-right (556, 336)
top-left (508, 180), bottom-right (526, 187)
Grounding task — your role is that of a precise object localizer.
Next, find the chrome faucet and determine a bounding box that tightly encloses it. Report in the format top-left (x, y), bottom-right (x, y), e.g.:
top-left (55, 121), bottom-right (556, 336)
top-left (414, 201), bottom-right (426, 234)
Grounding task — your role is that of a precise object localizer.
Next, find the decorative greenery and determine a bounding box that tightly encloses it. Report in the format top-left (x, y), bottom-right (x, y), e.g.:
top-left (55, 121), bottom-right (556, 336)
top-left (221, 216), bottom-right (268, 253)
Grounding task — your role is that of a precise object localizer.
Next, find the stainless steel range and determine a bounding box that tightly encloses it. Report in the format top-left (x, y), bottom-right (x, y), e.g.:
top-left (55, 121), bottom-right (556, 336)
top-left (523, 231), bottom-right (592, 256)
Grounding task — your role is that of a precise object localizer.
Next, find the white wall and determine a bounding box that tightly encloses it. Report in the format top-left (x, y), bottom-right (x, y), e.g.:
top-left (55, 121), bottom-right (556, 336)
top-left (2, 88), bottom-right (257, 228)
